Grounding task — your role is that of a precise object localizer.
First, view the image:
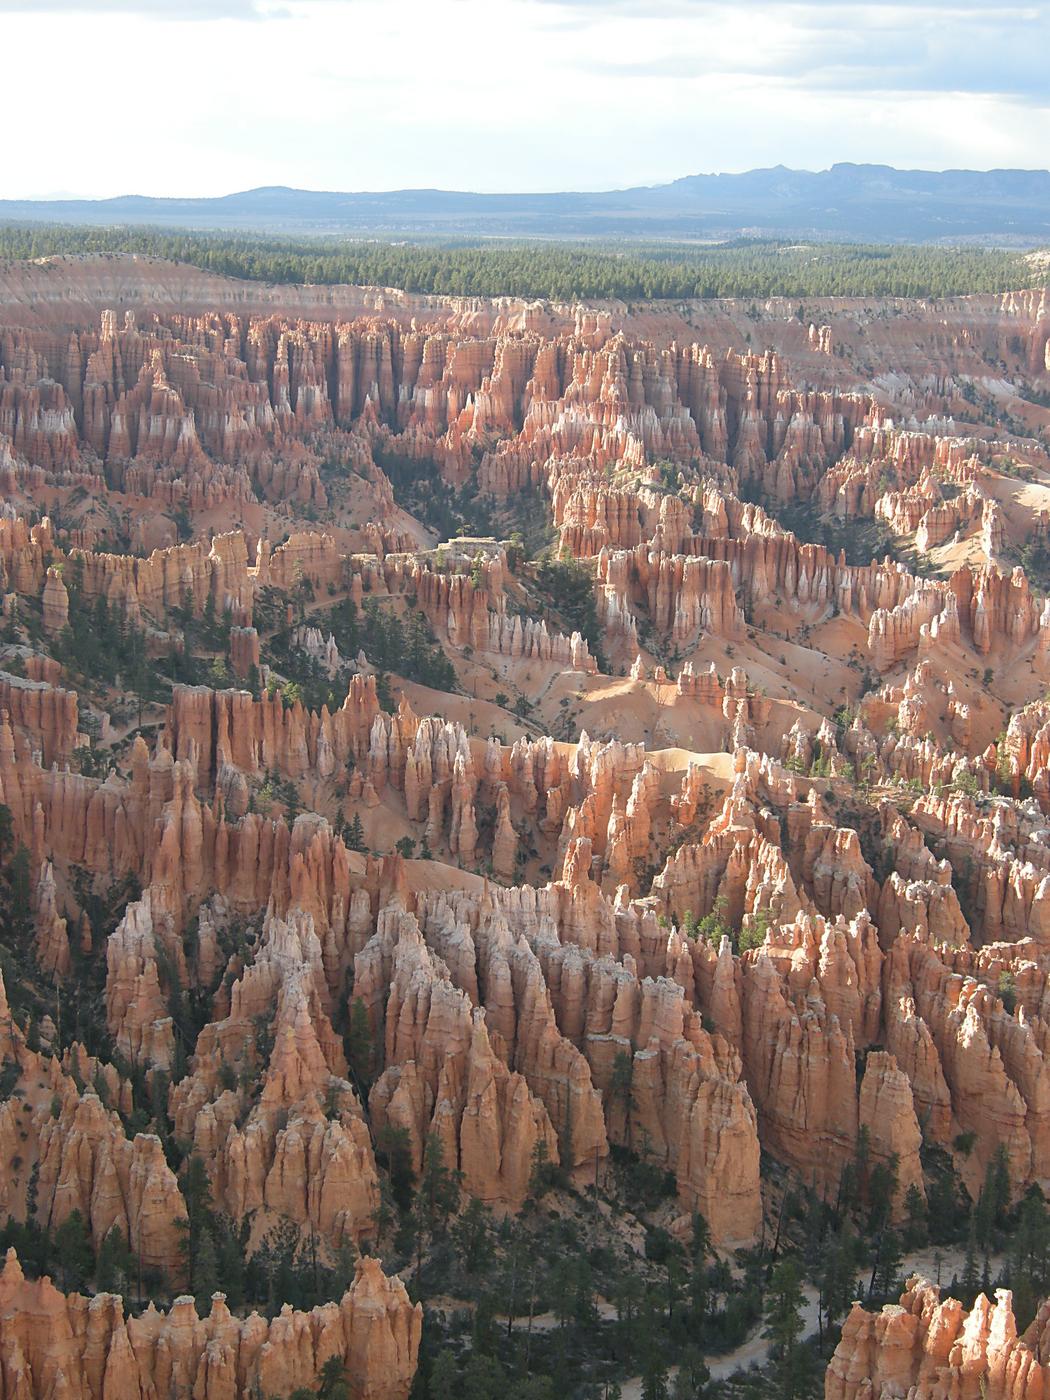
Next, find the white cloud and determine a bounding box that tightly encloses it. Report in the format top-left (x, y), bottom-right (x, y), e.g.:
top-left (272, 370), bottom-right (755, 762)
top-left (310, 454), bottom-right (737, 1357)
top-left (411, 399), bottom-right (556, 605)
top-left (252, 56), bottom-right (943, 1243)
top-left (0, 0), bottom-right (1046, 198)
top-left (572, 2), bottom-right (1050, 102)
top-left (0, 0), bottom-right (296, 15)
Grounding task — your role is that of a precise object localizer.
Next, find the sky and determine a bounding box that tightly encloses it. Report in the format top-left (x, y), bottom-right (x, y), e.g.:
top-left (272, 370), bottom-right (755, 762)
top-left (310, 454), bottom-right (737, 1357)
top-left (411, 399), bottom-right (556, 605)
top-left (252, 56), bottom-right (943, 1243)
top-left (2, 0), bottom-right (1049, 198)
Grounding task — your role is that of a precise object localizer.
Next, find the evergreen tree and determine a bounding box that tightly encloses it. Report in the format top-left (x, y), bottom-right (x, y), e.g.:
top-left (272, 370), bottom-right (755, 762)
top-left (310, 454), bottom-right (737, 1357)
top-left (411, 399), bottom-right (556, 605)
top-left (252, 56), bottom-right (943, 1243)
top-left (853, 1125), bottom-right (871, 1208)
top-left (610, 1051), bottom-right (635, 1118)
top-left (215, 1217), bottom-right (248, 1309)
top-left (428, 1350), bottom-right (459, 1400)
top-left (375, 1124), bottom-right (415, 1214)
top-left (527, 1138), bottom-right (556, 1199)
top-left (762, 1257), bottom-right (807, 1398)
top-left (611, 1273), bottom-right (645, 1363)
top-left (194, 1226), bottom-right (220, 1310)
top-left (178, 1153), bottom-right (215, 1282)
top-left (472, 1291), bottom-right (500, 1356)
top-left (461, 1355), bottom-right (504, 1400)
top-left (665, 1248), bottom-right (685, 1324)
top-left (1016, 1189), bottom-right (1050, 1287)
top-left (346, 996), bottom-right (374, 1090)
top-left (989, 1146), bottom-right (1011, 1227)
top-left (903, 1184), bottom-right (929, 1250)
top-left (640, 1354), bottom-right (669, 1400)
top-left (672, 1346), bottom-right (710, 1400)
top-left (927, 1164), bottom-right (963, 1244)
top-left (688, 1214), bottom-right (712, 1327)
top-left (871, 1227), bottom-right (903, 1303)
top-left (0, 225), bottom-right (1029, 303)
top-left (5, 846), bottom-right (32, 944)
top-left (819, 1227), bottom-right (858, 1340)
top-left (866, 1153), bottom-right (899, 1233)
top-left (54, 1209), bottom-right (94, 1292)
top-left (550, 1256), bottom-right (579, 1341)
top-left (962, 1221), bottom-right (980, 1301)
top-left (454, 1197), bottom-right (492, 1274)
top-left (317, 1356), bottom-right (351, 1400)
top-left (96, 1225), bottom-right (132, 1293)
top-left (973, 1149), bottom-right (1010, 1252)
top-left (346, 813), bottom-right (365, 852)
top-left (412, 1133), bottom-right (462, 1295)
top-left (1012, 1271), bottom-right (1038, 1332)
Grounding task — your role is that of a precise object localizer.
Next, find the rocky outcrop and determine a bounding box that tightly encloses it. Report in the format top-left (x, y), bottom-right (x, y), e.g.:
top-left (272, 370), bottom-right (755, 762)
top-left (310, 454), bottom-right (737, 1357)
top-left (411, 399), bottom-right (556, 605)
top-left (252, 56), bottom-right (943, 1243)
top-left (41, 567), bottom-right (69, 635)
top-left (0, 669), bottom-right (78, 765)
top-left (825, 1278), bottom-right (1050, 1400)
top-left (171, 904), bottom-right (382, 1245)
top-left (365, 912), bottom-right (561, 1207)
top-left (37, 1095), bottom-right (188, 1279)
top-left (7, 266), bottom-right (1050, 1360)
top-left (0, 1248), bottom-right (420, 1400)
top-left (857, 1051), bottom-right (925, 1214)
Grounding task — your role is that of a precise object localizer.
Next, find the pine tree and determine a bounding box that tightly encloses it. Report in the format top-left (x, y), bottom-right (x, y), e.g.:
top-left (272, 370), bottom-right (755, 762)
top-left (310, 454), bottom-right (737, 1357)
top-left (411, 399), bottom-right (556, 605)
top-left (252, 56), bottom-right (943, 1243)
top-left (54, 1209), bottom-right (94, 1292)
top-left (989, 1146), bottom-right (1011, 1227)
top-left (179, 1153), bottom-right (215, 1282)
top-left (96, 1225), bottom-right (132, 1293)
top-left (376, 1124), bottom-right (415, 1213)
top-left (428, 1350), bottom-right (459, 1400)
top-left (472, 1290), bottom-right (499, 1356)
top-left (866, 1153), bottom-right (899, 1233)
top-left (417, 1133), bottom-right (461, 1235)
top-left (346, 996), bottom-right (374, 1090)
top-left (688, 1214), bottom-right (712, 1325)
top-left (672, 1346), bottom-right (710, 1400)
top-left (819, 1227), bottom-right (858, 1339)
top-left (1012, 1271), bottom-right (1038, 1332)
top-left (610, 1050), bottom-right (635, 1117)
top-left (1017, 1189), bottom-right (1050, 1287)
top-left (903, 1184), bottom-right (929, 1249)
top-left (527, 1138), bottom-right (556, 1199)
top-left (853, 1124), bottom-right (871, 1207)
top-left (216, 1219), bottom-right (247, 1309)
top-left (412, 1132), bottom-right (462, 1298)
top-left (346, 813), bottom-right (365, 852)
top-left (871, 1227), bottom-right (903, 1302)
top-left (973, 1153), bottom-right (1005, 1251)
top-left (962, 1221), bottom-right (980, 1301)
top-left (317, 1356), bottom-right (350, 1400)
top-left (763, 1257), bottom-right (807, 1398)
top-left (691, 1211), bottom-right (711, 1261)
top-left (927, 1165), bottom-right (960, 1244)
top-left (461, 1356), bottom-right (505, 1400)
top-left (194, 1226), bottom-right (220, 1310)
top-left (454, 1197), bottom-right (492, 1274)
top-left (641, 1353), bottom-right (669, 1400)
top-left (665, 1249), bottom-right (685, 1324)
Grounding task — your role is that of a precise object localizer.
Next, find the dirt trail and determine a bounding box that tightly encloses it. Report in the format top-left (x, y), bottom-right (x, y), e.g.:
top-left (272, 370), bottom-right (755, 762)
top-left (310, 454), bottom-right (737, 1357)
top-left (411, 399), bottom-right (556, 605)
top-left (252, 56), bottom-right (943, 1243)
top-left (620, 1243), bottom-right (984, 1392)
top-left (492, 1239), bottom-right (994, 1396)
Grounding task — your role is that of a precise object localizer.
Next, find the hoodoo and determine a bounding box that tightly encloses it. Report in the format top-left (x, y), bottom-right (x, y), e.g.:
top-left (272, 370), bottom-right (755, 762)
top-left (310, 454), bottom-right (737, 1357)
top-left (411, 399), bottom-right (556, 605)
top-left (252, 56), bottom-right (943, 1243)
top-left (0, 176), bottom-right (1047, 1400)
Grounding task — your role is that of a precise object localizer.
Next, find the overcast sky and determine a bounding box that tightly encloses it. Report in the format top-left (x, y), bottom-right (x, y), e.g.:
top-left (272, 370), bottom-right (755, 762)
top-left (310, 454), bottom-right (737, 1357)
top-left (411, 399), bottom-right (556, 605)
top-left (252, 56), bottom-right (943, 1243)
top-left (2, 0), bottom-right (1048, 198)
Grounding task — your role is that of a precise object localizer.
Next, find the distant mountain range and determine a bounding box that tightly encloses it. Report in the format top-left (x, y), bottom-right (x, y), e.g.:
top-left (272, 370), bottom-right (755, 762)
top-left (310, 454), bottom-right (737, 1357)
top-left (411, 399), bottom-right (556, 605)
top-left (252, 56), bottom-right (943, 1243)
top-left (4, 165), bottom-right (1050, 243)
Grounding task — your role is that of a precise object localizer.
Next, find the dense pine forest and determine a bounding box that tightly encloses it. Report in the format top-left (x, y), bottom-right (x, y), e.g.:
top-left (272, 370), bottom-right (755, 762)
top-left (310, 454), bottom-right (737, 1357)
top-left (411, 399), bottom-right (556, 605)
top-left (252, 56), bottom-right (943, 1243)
top-left (0, 223), bottom-right (1036, 300)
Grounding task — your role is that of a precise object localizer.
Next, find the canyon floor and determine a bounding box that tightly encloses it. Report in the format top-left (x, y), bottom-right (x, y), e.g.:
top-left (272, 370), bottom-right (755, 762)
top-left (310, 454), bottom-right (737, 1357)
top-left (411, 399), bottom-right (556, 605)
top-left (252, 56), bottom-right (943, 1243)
top-left (0, 256), bottom-right (1048, 1399)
